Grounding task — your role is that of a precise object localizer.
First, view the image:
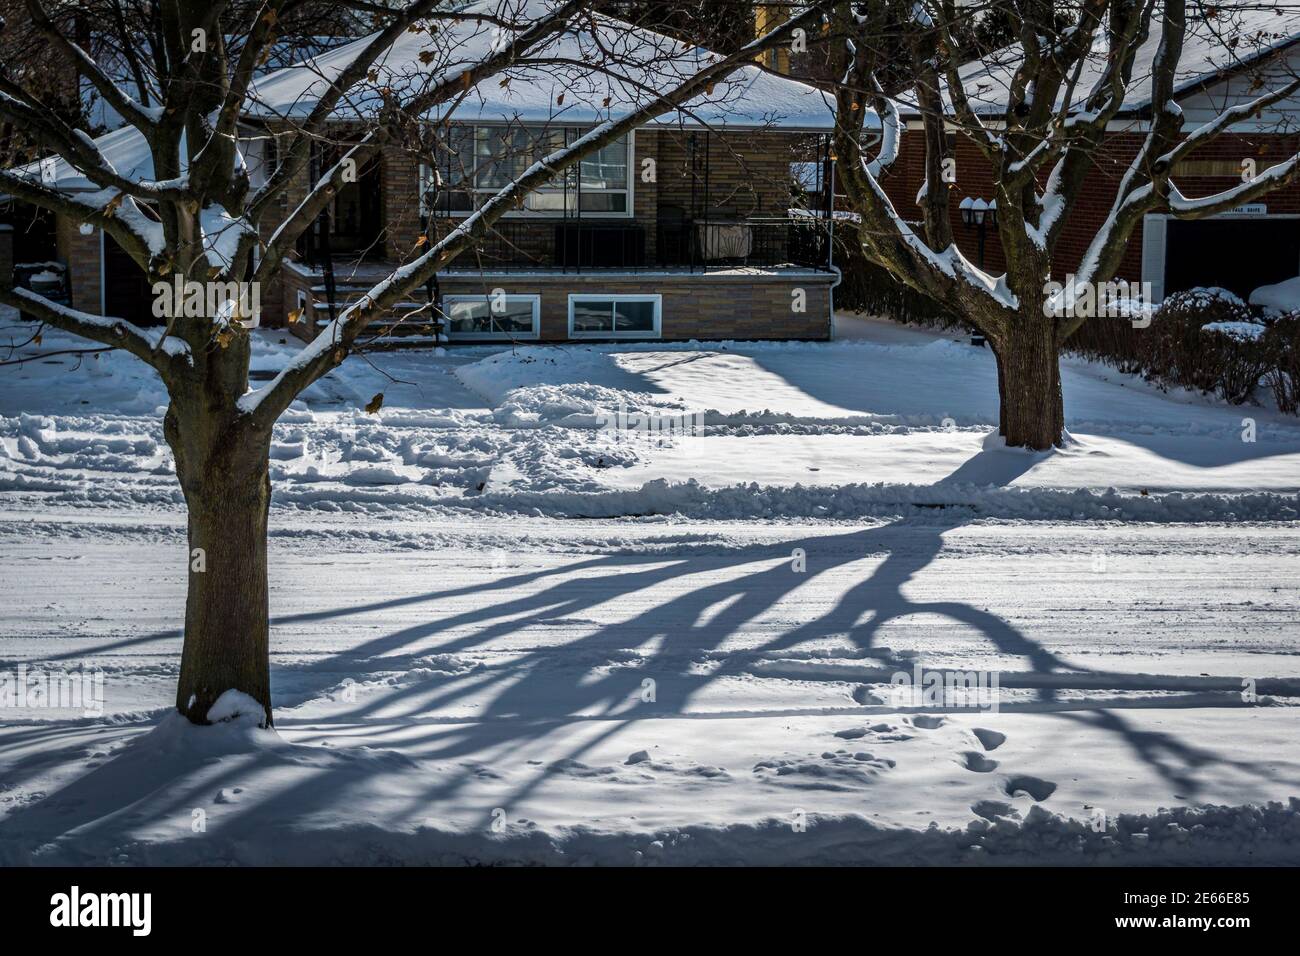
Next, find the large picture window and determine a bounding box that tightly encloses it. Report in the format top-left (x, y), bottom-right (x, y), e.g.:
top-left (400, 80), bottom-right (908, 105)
top-left (442, 294), bottom-right (540, 340)
top-left (423, 126), bottom-right (632, 217)
top-left (568, 294), bottom-right (661, 339)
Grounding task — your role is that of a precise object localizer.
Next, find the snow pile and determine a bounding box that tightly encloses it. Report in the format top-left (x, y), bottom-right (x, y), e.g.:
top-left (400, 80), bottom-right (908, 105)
top-left (463, 477), bottom-right (1300, 522)
top-left (206, 689), bottom-right (269, 726)
top-left (1250, 276), bottom-right (1300, 317)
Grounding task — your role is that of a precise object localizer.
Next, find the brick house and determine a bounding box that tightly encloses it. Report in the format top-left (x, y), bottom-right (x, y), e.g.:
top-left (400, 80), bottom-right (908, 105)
top-left (879, 6), bottom-right (1300, 303)
top-left (4, 3), bottom-right (848, 343)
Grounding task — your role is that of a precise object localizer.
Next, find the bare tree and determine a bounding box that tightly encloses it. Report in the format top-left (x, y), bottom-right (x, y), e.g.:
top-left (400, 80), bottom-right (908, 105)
top-left (0, 0), bottom-right (819, 725)
top-left (831, 0), bottom-right (1300, 449)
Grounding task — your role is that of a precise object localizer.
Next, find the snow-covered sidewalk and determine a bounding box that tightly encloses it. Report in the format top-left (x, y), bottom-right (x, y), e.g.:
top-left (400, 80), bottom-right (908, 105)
top-left (1, 312), bottom-right (1298, 864)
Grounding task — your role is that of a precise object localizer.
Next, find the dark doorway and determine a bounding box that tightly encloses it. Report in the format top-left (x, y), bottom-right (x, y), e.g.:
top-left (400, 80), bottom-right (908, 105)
top-left (297, 145), bottom-right (384, 261)
top-left (103, 231), bottom-right (157, 324)
top-left (1165, 217), bottom-right (1300, 300)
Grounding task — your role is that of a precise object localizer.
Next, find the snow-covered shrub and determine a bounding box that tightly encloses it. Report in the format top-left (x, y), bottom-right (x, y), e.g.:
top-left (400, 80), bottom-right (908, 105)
top-left (1262, 316), bottom-right (1300, 414)
top-left (1148, 288), bottom-right (1268, 403)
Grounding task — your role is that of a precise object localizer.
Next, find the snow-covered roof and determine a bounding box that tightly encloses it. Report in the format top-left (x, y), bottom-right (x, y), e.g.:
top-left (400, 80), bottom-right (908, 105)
top-left (12, 126), bottom-right (157, 193)
top-left (242, 0), bottom-right (841, 131)
top-left (82, 37), bottom-right (358, 133)
top-left (6, 1), bottom-right (843, 197)
top-left (900, 1), bottom-right (1300, 118)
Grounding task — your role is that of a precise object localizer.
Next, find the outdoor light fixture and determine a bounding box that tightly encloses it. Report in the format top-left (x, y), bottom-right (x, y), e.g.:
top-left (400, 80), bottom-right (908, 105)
top-left (959, 197), bottom-right (997, 347)
top-left (959, 197), bottom-right (998, 228)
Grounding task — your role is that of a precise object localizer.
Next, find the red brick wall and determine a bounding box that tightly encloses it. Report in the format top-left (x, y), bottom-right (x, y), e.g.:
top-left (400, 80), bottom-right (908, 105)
top-left (879, 128), bottom-right (1300, 284)
top-left (54, 216), bottom-right (102, 314)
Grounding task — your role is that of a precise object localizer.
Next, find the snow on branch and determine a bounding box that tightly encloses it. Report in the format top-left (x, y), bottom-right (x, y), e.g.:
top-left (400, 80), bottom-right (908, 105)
top-left (0, 170), bottom-right (164, 264)
top-left (0, 287), bottom-right (174, 370)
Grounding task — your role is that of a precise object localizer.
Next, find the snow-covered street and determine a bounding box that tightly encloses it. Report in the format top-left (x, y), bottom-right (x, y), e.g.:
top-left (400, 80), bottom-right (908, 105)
top-left (2, 312), bottom-right (1298, 864)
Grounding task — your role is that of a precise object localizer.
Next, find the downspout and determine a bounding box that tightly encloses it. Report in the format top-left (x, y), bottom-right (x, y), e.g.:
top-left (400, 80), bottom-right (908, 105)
top-left (825, 138), bottom-right (838, 340)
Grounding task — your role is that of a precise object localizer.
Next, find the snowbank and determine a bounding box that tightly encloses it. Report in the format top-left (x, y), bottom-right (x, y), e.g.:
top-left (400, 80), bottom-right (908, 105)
top-left (1250, 276), bottom-right (1300, 317)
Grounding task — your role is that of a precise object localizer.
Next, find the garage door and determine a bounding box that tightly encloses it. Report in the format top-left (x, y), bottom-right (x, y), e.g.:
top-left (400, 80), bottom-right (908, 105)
top-left (1165, 217), bottom-right (1300, 300)
top-left (103, 232), bottom-right (158, 325)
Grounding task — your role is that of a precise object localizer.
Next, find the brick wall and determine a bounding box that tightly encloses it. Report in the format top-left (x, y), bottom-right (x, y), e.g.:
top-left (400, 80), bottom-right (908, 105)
top-left (439, 271), bottom-right (833, 341)
top-left (426, 126), bottom-right (804, 269)
top-left (54, 215), bottom-right (102, 314)
top-left (653, 127), bottom-right (796, 218)
top-left (879, 128), bottom-right (1300, 284)
top-left (383, 147), bottom-right (422, 259)
top-left (280, 263), bottom-right (317, 341)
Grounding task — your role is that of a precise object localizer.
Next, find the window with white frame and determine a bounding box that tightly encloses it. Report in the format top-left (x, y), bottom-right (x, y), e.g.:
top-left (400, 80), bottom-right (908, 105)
top-left (422, 126), bottom-right (632, 217)
top-left (442, 293), bottom-right (540, 339)
top-left (568, 294), bottom-right (661, 338)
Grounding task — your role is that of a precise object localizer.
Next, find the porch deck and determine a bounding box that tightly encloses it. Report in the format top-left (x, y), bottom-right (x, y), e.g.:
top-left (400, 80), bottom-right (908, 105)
top-left (288, 259), bottom-right (834, 283)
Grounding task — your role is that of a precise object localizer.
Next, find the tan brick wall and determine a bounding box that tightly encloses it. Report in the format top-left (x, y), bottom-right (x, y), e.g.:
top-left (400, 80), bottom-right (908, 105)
top-left (439, 272), bottom-right (832, 341)
top-left (653, 127), bottom-right (797, 219)
top-left (425, 126), bottom-right (805, 269)
top-left (383, 147), bottom-right (422, 260)
top-left (281, 264), bottom-right (318, 342)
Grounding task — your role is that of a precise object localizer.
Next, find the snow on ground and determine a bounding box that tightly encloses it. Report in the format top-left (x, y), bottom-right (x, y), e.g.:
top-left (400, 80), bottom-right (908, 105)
top-left (3, 315), bottom-right (1298, 524)
top-left (0, 310), bottom-right (1298, 864)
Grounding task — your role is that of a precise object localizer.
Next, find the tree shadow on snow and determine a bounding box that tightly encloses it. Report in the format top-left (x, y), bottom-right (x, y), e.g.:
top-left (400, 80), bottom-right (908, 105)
top-left (0, 444), bottom-right (1293, 861)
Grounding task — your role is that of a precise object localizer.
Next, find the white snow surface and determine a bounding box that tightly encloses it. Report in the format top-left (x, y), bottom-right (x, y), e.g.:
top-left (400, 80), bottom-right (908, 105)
top-left (1250, 275), bottom-right (1300, 316)
top-left (245, 0), bottom-right (840, 131)
top-left (1, 311), bottom-right (1299, 865)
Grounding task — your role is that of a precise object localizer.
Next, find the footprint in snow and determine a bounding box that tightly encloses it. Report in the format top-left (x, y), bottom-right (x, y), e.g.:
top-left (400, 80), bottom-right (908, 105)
top-left (960, 751), bottom-right (999, 773)
top-left (907, 715), bottom-right (946, 730)
top-left (1003, 774), bottom-right (1057, 801)
top-left (834, 723), bottom-right (913, 742)
top-left (851, 685), bottom-right (886, 705)
top-left (972, 727), bottom-right (1007, 751)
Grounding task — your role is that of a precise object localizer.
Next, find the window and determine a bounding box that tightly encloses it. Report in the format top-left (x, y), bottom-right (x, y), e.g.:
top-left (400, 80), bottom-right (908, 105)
top-left (442, 294), bottom-right (540, 340)
top-left (568, 295), bottom-right (661, 338)
top-left (424, 126), bottom-right (632, 217)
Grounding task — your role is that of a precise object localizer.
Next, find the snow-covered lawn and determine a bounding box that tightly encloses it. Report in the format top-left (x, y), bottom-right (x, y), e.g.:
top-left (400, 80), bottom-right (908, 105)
top-left (1, 311), bottom-right (1298, 864)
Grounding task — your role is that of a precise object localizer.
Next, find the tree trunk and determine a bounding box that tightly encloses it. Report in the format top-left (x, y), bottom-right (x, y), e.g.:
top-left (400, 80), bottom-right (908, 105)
top-left (996, 318), bottom-right (1064, 451)
top-left (989, 340), bottom-right (1008, 437)
top-left (168, 408), bottom-right (274, 727)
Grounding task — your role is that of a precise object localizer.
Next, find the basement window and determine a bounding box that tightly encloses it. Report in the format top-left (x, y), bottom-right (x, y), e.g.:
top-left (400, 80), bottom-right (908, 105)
top-left (442, 294), bottom-right (540, 340)
top-left (568, 294), bottom-right (661, 338)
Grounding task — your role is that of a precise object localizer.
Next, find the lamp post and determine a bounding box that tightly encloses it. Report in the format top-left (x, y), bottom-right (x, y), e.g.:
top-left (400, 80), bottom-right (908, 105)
top-left (959, 197), bottom-right (997, 346)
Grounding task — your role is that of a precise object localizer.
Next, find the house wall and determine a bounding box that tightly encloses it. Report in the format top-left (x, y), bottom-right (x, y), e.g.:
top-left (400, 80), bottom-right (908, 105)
top-left (1177, 46), bottom-right (1300, 129)
top-left (54, 215), bottom-right (103, 314)
top-left (285, 267), bottom-right (834, 343)
top-left (879, 124), bottom-right (1300, 289)
top-left (438, 271), bottom-right (833, 341)
top-left (275, 124), bottom-right (830, 343)
top-left (424, 126), bottom-right (805, 270)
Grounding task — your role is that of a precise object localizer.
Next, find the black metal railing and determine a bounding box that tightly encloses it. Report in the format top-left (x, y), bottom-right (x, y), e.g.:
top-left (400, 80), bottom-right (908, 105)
top-left (441, 216), bottom-right (832, 273)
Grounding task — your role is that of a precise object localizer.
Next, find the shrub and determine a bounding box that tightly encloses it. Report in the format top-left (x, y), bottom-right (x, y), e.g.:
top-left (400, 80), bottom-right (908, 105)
top-left (1263, 315), bottom-right (1300, 414)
